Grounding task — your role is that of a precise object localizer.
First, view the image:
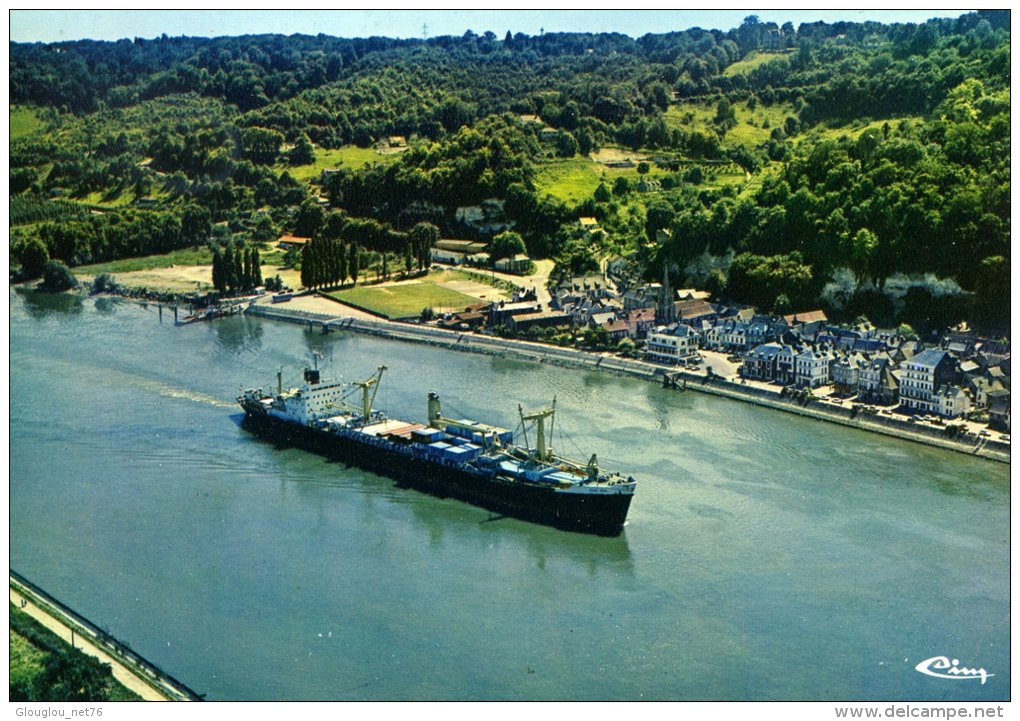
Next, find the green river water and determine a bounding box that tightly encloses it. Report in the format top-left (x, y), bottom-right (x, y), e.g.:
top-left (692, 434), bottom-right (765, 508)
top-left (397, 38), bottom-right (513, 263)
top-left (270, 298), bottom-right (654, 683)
top-left (9, 289), bottom-right (1010, 700)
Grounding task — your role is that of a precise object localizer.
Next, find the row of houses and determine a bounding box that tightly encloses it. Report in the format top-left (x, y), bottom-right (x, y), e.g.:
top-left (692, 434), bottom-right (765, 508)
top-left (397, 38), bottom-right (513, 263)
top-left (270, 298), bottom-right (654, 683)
top-left (439, 298), bottom-right (573, 335)
top-left (549, 274), bottom-right (663, 341)
top-left (437, 265), bottom-right (1010, 429)
top-left (438, 298), bottom-right (1009, 430)
top-left (634, 287), bottom-right (1009, 426)
top-left (739, 342), bottom-right (900, 402)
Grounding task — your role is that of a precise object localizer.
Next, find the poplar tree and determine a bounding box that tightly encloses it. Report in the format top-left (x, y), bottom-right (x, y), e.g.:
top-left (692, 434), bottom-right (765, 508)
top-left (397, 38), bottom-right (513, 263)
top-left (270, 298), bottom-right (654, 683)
top-left (251, 248), bottom-right (263, 288)
top-left (232, 247), bottom-right (244, 292)
top-left (223, 244), bottom-right (237, 292)
top-left (349, 243), bottom-right (359, 285)
top-left (211, 247), bottom-right (225, 293)
top-left (327, 238), bottom-right (341, 287)
top-left (300, 244), bottom-right (312, 289)
top-left (242, 248), bottom-right (252, 290)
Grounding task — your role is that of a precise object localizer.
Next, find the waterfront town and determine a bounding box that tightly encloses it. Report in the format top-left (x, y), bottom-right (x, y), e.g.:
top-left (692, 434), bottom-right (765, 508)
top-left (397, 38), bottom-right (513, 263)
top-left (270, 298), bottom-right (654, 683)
top-left (10, 10), bottom-right (1011, 706)
top-left (407, 230), bottom-right (1011, 442)
top-left (78, 216), bottom-right (1011, 455)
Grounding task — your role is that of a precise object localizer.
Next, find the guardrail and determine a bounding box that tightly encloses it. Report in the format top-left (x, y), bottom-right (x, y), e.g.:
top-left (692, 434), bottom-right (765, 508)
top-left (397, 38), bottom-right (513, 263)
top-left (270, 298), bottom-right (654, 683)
top-left (10, 570), bottom-right (203, 701)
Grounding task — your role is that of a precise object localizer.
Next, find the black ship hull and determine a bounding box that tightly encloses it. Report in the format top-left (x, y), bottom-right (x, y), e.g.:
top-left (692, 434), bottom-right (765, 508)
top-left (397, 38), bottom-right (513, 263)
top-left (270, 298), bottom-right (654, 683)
top-left (240, 406), bottom-right (632, 536)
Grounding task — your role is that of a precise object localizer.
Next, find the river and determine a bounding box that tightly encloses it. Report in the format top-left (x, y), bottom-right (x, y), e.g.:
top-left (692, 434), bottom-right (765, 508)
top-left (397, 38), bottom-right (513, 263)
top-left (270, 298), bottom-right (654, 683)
top-left (9, 289), bottom-right (1010, 701)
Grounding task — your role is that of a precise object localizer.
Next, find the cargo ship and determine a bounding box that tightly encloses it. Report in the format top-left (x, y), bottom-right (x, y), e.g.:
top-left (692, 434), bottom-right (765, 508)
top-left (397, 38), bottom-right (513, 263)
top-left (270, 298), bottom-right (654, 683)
top-left (237, 363), bottom-right (636, 535)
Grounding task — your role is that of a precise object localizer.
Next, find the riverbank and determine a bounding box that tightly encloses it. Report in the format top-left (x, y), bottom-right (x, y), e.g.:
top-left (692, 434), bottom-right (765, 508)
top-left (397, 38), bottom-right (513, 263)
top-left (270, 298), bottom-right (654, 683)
top-left (10, 286), bottom-right (1010, 701)
top-left (246, 303), bottom-right (1009, 464)
top-left (9, 572), bottom-right (202, 701)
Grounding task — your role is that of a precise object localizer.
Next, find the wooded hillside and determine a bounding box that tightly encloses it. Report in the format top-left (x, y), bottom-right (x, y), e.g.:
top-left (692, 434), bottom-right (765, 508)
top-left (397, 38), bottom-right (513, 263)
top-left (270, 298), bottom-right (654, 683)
top-left (9, 11), bottom-right (1010, 332)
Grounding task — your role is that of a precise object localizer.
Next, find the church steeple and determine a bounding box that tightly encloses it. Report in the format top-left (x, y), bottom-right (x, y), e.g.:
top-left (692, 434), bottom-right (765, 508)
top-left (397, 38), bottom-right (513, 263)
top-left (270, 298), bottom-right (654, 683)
top-left (657, 263), bottom-right (676, 325)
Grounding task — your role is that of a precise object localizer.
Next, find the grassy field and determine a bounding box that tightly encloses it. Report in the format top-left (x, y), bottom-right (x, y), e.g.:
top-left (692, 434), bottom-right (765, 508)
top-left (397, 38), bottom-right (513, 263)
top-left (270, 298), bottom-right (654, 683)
top-left (665, 98), bottom-right (917, 152)
top-left (75, 246), bottom-right (214, 275)
top-left (535, 150), bottom-right (752, 203)
top-left (10, 605), bottom-right (140, 701)
top-left (328, 279), bottom-right (481, 318)
top-left (10, 106), bottom-right (47, 139)
top-left (10, 630), bottom-right (47, 693)
top-left (534, 159), bottom-right (605, 203)
top-left (722, 50), bottom-right (793, 77)
top-left (728, 101), bottom-right (795, 146)
top-left (76, 178), bottom-right (174, 209)
top-left (664, 102), bottom-right (717, 130)
top-left (665, 100), bottom-right (796, 148)
top-left (534, 155), bottom-right (668, 204)
top-left (282, 145), bottom-right (402, 181)
top-left (700, 167), bottom-right (753, 190)
top-left (807, 116), bottom-right (926, 144)
top-left (79, 189), bottom-right (140, 207)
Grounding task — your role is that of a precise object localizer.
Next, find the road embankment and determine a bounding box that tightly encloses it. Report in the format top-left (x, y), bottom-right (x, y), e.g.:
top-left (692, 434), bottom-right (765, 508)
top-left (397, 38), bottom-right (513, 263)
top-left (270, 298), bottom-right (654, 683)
top-left (10, 571), bottom-right (202, 701)
top-left (245, 304), bottom-right (1009, 464)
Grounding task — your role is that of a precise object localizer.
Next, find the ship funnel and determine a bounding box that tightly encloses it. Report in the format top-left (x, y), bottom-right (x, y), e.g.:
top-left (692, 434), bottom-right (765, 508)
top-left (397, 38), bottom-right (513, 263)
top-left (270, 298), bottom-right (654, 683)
top-left (304, 368), bottom-right (321, 384)
top-left (428, 392), bottom-right (442, 427)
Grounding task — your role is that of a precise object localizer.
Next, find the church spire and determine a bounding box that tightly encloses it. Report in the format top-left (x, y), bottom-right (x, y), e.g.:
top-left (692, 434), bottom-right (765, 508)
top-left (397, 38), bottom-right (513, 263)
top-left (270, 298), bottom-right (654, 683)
top-left (657, 263), bottom-right (676, 325)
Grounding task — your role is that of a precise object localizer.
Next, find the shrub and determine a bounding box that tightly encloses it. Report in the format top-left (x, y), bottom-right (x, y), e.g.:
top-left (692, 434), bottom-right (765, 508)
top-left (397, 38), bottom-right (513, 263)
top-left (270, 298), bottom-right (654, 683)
top-left (40, 260), bottom-right (78, 292)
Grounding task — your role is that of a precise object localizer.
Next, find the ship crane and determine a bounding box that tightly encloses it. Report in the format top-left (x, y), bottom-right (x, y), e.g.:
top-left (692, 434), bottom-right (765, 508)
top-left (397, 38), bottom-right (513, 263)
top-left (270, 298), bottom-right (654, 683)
top-left (352, 365), bottom-right (387, 420)
top-left (518, 397), bottom-right (556, 462)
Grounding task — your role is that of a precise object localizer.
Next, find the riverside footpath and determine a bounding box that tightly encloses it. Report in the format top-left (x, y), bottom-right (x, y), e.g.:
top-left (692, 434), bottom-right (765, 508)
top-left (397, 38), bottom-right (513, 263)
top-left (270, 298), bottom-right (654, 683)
top-left (10, 572), bottom-right (202, 701)
top-left (246, 302), bottom-right (1009, 464)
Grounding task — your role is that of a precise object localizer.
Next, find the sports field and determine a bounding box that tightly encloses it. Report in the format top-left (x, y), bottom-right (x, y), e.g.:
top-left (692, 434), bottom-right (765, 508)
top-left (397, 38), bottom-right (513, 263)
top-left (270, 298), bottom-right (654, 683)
top-left (327, 279), bottom-right (482, 318)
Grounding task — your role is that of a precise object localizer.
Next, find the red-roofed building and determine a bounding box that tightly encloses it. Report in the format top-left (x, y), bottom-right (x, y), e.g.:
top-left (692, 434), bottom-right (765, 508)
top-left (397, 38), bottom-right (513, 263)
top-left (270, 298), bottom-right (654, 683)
top-left (507, 310), bottom-right (572, 333)
top-left (628, 307), bottom-right (657, 338)
top-left (783, 310), bottom-right (828, 336)
top-left (784, 310), bottom-right (828, 326)
top-left (605, 318), bottom-right (631, 342)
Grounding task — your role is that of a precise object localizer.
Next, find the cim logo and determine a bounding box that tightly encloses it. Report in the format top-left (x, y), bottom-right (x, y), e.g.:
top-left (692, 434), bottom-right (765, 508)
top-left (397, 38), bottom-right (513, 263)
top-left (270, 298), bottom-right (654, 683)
top-left (915, 656), bottom-right (993, 685)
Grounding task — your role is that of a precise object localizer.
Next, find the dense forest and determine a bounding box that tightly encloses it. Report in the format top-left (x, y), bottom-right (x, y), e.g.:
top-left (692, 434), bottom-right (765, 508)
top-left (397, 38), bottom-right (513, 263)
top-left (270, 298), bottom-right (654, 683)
top-left (9, 11), bottom-right (1010, 332)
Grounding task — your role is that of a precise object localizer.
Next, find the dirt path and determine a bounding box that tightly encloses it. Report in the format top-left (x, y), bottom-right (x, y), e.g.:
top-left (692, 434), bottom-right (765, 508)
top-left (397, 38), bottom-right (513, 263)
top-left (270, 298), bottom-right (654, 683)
top-left (10, 585), bottom-right (171, 701)
top-left (78, 260), bottom-right (303, 295)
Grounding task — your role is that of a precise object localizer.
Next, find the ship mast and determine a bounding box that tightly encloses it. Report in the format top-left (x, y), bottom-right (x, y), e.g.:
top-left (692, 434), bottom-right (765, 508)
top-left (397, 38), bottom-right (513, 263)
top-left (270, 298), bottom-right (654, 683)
top-left (518, 397), bottom-right (556, 462)
top-left (352, 365), bottom-right (387, 420)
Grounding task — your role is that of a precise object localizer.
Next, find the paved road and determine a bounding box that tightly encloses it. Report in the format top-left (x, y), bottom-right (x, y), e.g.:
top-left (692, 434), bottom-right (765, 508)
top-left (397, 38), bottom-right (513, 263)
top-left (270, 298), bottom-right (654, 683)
top-left (460, 258), bottom-right (556, 305)
top-left (698, 349), bottom-right (741, 378)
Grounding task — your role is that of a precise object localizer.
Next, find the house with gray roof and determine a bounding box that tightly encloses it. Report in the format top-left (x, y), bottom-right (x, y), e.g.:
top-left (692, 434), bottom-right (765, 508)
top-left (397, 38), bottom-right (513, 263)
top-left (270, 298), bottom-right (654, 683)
top-left (741, 343), bottom-right (783, 382)
top-left (645, 323), bottom-right (701, 365)
top-left (832, 352), bottom-right (870, 395)
top-left (988, 391), bottom-right (1010, 432)
top-left (899, 348), bottom-right (957, 413)
top-left (858, 356), bottom-right (899, 405)
top-left (795, 347), bottom-right (836, 389)
top-left (775, 344), bottom-right (799, 386)
top-left (932, 385), bottom-right (970, 419)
